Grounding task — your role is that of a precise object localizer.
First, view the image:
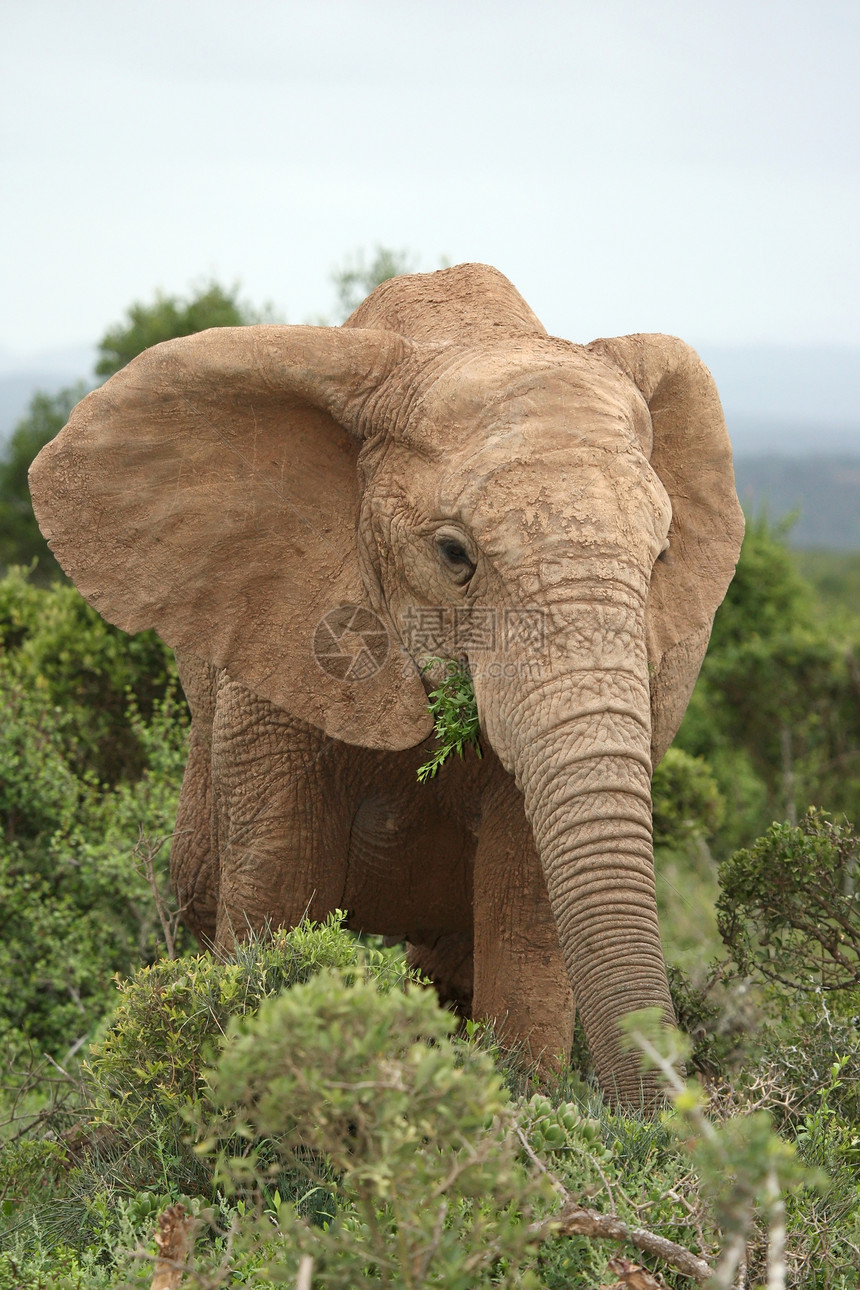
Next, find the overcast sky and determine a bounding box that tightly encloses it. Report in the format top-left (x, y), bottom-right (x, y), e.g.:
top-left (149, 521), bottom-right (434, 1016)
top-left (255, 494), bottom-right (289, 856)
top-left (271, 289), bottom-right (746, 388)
top-left (1, 0), bottom-right (858, 358)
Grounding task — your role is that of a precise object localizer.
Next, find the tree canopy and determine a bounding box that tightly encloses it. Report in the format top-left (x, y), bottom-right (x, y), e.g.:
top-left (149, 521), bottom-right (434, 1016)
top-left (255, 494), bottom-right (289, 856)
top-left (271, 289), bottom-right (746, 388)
top-left (1, 254), bottom-right (437, 580)
top-left (1, 281), bottom-right (277, 580)
top-left (94, 280), bottom-right (272, 379)
top-left (331, 245), bottom-right (419, 320)
top-left (0, 384), bottom-right (87, 581)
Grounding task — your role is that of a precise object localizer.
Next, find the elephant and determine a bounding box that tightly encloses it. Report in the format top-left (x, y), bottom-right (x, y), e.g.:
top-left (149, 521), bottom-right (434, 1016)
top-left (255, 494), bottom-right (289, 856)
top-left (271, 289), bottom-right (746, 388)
top-left (29, 263), bottom-right (744, 1105)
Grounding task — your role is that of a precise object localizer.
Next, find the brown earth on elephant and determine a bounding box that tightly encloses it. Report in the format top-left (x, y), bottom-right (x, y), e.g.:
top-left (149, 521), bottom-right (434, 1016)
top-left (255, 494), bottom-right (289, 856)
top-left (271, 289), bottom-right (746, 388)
top-left (28, 262), bottom-right (743, 1106)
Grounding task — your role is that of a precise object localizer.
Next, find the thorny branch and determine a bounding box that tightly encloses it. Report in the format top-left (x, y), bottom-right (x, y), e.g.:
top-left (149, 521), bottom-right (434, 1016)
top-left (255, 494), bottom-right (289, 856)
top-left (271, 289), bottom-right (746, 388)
top-left (132, 827), bottom-right (186, 960)
top-left (515, 1123), bottom-right (712, 1282)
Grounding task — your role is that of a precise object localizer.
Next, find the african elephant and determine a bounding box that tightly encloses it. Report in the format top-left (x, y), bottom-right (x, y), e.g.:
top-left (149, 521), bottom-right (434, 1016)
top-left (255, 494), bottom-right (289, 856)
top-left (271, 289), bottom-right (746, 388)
top-left (29, 264), bottom-right (743, 1105)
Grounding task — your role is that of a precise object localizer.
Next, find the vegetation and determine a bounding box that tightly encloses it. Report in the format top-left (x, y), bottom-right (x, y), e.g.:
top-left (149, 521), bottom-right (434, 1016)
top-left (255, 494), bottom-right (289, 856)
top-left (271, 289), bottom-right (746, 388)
top-left (2, 899), bottom-right (859, 1287)
top-left (0, 385), bottom-right (88, 581)
top-left (0, 270), bottom-right (858, 1283)
top-left (0, 570), bottom-right (185, 1059)
top-left (331, 245), bottom-right (419, 321)
top-left (94, 281), bottom-right (275, 381)
top-left (675, 514), bottom-right (860, 848)
top-left (416, 658), bottom-right (483, 782)
top-left (796, 547), bottom-right (860, 620)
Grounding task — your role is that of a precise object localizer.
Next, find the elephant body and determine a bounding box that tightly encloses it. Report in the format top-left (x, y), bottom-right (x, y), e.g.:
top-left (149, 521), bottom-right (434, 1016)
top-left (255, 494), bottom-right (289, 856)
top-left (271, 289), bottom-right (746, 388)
top-left (173, 650), bottom-right (574, 1061)
top-left (29, 264), bottom-right (744, 1104)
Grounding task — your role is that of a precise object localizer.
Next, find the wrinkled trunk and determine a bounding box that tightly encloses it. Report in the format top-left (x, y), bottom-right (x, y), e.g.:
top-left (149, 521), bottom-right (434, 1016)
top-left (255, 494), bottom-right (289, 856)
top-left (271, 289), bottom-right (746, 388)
top-left (478, 585), bottom-right (675, 1105)
top-left (525, 712), bottom-right (672, 1103)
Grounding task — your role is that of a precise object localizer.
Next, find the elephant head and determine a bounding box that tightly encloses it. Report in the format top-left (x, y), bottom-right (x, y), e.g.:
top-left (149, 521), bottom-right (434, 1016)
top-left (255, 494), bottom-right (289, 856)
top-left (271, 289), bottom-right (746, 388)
top-left (29, 264), bottom-right (744, 1101)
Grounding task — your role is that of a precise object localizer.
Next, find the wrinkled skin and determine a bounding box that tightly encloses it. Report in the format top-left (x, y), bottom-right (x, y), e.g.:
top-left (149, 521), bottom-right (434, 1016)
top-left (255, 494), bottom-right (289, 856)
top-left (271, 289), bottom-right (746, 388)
top-left (29, 264), bottom-right (744, 1105)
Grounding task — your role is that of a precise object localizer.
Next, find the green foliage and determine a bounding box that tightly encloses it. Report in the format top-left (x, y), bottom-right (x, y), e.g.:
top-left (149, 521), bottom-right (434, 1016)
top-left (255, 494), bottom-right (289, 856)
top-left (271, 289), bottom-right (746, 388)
top-left (0, 571), bottom-right (187, 1055)
top-left (89, 914), bottom-right (382, 1121)
top-left (0, 920), bottom-right (409, 1267)
top-left (677, 514), bottom-right (860, 849)
top-left (78, 917), bottom-right (396, 1210)
top-left (416, 659), bottom-right (482, 782)
top-left (622, 1010), bottom-right (840, 1289)
top-left (94, 280), bottom-right (272, 379)
top-left (207, 970), bottom-right (549, 1288)
top-left (3, 916), bottom-right (860, 1287)
top-left (652, 747), bottom-right (724, 849)
top-left (0, 568), bottom-right (178, 783)
top-left (331, 245), bottom-right (418, 321)
top-left (0, 385), bottom-right (87, 580)
top-left (0, 681), bottom-right (187, 1055)
top-left (795, 547), bottom-right (860, 621)
top-left (718, 808), bottom-right (860, 992)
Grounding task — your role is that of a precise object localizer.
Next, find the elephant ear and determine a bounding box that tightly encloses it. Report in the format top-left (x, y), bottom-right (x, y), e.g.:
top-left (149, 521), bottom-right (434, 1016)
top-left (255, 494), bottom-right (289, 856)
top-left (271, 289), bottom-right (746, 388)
top-left (588, 334), bottom-right (745, 767)
top-left (29, 325), bottom-right (433, 751)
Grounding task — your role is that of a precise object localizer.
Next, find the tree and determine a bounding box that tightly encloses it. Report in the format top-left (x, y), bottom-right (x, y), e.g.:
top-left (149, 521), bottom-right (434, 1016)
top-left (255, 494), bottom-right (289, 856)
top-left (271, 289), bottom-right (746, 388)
top-left (331, 245), bottom-right (420, 321)
top-left (0, 282), bottom-right (273, 577)
top-left (676, 516), bottom-right (860, 840)
top-left (95, 280), bottom-right (274, 379)
top-left (0, 384), bottom-right (87, 580)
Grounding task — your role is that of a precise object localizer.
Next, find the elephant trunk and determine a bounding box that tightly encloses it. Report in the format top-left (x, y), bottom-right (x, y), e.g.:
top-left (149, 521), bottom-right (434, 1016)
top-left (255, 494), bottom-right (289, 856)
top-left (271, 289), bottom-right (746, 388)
top-left (478, 584), bottom-right (674, 1104)
top-left (526, 717), bottom-right (671, 1103)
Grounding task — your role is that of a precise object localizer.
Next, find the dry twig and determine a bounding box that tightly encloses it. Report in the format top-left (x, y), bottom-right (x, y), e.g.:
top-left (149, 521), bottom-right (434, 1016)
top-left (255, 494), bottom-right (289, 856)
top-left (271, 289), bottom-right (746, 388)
top-left (516, 1121), bottom-right (710, 1282)
top-left (150, 1202), bottom-right (196, 1289)
top-left (546, 1203), bottom-right (711, 1283)
top-left (602, 1255), bottom-right (664, 1288)
top-left (295, 1254), bottom-right (314, 1290)
top-left (132, 828), bottom-right (186, 960)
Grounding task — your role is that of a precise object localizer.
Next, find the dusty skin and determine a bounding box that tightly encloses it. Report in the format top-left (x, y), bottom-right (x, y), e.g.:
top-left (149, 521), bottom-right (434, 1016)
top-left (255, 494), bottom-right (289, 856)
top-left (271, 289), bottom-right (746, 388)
top-left (29, 264), bottom-right (744, 1105)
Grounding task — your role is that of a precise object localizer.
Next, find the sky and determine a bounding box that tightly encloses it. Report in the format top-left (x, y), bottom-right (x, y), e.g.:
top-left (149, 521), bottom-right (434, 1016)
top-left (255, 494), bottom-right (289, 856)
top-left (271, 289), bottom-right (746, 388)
top-left (1, 0), bottom-right (859, 361)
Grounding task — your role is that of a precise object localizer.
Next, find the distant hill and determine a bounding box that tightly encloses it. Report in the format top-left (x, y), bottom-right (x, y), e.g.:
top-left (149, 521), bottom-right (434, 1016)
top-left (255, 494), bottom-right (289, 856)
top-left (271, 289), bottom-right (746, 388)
top-left (700, 345), bottom-right (860, 453)
top-left (0, 372), bottom-right (88, 442)
top-left (734, 456), bottom-right (860, 550)
top-left (0, 345), bottom-right (96, 443)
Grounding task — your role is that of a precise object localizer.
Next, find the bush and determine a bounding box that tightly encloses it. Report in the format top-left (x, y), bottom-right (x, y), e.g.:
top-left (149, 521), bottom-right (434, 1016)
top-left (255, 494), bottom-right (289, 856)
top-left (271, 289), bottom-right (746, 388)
top-left (0, 570), bottom-right (188, 1056)
top-left (207, 969), bottom-right (549, 1288)
top-left (0, 918), bottom-right (412, 1250)
top-left (676, 516), bottom-right (860, 850)
top-left (0, 568), bottom-right (180, 784)
top-left (0, 680), bottom-right (188, 1056)
top-left (652, 747), bottom-right (724, 849)
top-left (718, 808), bottom-right (860, 993)
top-left (4, 914), bottom-right (859, 1288)
top-left (0, 385), bottom-right (88, 582)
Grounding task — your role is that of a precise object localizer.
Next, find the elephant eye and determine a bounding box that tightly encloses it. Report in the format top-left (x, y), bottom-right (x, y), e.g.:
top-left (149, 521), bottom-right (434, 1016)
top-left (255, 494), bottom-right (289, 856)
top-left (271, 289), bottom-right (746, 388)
top-left (436, 534), bottom-right (476, 584)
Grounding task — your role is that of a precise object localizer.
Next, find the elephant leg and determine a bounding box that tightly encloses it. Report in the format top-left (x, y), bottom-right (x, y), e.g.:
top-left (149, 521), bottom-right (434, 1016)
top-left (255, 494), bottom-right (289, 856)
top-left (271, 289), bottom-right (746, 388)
top-left (210, 675), bottom-right (350, 950)
top-left (406, 932), bottom-right (474, 1015)
top-left (171, 722), bottom-right (219, 944)
top-left (472, 768), bottom-right (575, 1070)
top-left (172, 650), bottom-right (221, 945)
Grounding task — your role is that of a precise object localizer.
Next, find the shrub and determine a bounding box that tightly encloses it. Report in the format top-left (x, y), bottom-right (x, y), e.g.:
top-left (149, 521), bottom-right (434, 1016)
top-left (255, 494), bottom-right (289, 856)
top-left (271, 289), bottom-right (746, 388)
top-left (652, 747), bottom-right (724, 850)
top-left (718, 808), bottom-right (860, 993)
top-left (0, 568), bottom-right (180, 785)
top-left (206, 970), bottom-right (550, 1288)
top-left (0, 675), bottom-right (188, 1056)
top-left (3, 915), bottom-right (860, 1287)
top-left (0, 569), bottom-right (189, 1056)
top-left (0, 385), bottom-right (88, 582)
